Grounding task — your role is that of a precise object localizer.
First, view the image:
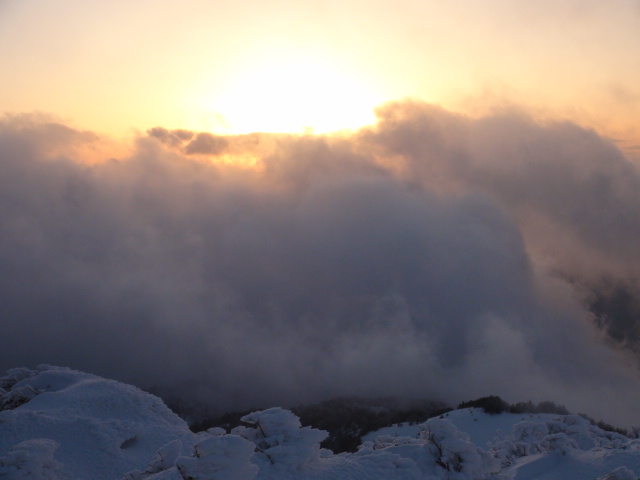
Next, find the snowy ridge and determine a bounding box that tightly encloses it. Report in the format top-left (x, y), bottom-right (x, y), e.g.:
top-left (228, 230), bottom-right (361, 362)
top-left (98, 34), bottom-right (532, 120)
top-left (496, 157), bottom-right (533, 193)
top-left (1, 366), bottom-right (639, 479)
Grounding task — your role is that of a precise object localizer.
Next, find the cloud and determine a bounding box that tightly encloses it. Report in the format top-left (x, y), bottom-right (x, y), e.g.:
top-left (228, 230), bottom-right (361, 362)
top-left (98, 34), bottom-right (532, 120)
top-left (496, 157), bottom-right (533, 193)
top-left (147, 127), bottom-right (194, 148)
top-left (1, 106), bottom-right (640, 426)
top-left (369, 102), bottom-right (640, 273)
top-left (584, 277), bottom-right (640, 353)
top-left (183, 132), bottom-right (229, 155)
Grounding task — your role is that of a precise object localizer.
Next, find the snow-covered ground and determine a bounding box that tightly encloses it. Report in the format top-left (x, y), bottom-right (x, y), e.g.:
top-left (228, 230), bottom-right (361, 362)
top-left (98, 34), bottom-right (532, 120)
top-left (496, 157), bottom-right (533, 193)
top-left (1, 366), bottom-right (639, 479)
top-left (0, 366), bottom-right (197, 480)
top-left (363, 409), bottom-right (560, 448)
top-left (365, 409), bottom-right (640, 479)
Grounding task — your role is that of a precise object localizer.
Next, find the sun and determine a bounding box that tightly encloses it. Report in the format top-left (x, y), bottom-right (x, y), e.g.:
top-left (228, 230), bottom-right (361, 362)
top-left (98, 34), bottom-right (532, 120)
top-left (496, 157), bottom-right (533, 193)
top-left (202, 53), bottom-right (383, 134)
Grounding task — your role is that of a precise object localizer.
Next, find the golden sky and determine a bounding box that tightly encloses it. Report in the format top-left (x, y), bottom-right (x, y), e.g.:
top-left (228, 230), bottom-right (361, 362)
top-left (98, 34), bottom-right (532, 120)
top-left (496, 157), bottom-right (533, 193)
top-left (1, 0), bottom-right (639, 154)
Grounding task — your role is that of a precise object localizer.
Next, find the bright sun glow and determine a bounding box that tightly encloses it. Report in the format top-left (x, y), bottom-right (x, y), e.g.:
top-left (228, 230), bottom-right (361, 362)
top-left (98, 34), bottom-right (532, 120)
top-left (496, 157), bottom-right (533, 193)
top-left (205, 55), bottom-right (382, 134)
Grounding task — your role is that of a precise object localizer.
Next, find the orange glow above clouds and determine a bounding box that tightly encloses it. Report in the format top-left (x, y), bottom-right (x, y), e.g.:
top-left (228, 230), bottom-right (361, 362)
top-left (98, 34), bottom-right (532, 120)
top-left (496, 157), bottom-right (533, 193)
top-left (0, 0), bottom-right (639, 156)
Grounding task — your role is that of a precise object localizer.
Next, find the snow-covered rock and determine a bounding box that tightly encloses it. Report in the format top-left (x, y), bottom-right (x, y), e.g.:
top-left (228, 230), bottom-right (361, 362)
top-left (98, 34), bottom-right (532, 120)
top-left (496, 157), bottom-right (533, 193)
top-left (235, 407), bottom-right (328, 470)
top-left (174, 435), bottom-right (258, 480)
top-left (416, 418), bottom-right (501, 478)
top-left (598, 466), bottom-right (638, 480)
top-left (366, 408), bottom-right (640, 479)
top-left (0, 439), bottom-right (63, 480)
top-left (0, 365), bottom-right (197, 480)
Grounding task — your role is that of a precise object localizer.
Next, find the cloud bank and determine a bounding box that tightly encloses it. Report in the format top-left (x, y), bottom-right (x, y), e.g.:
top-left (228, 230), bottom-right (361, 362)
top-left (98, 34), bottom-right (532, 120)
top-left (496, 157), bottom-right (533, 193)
top-left (1, 104), bottom-right (640, 425)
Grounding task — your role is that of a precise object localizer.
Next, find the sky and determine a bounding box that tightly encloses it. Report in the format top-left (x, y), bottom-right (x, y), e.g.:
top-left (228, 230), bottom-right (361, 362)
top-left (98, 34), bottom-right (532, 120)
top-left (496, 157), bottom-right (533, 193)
top-left (2, 0), bottom-right (640, 426)
top-left (1, 0), bottom-right (639, 153)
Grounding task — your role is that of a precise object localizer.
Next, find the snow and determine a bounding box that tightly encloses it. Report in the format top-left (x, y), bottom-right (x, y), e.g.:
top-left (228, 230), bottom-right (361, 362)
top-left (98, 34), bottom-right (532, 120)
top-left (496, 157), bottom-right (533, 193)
top-left (173, 435), bottom-right (258, 480)
top-left (0, 366), bottom-right (197, 480)
top-left (362, 408), bottom-right (561, 448)
top-left (2, 365), bottom-right (640, 479)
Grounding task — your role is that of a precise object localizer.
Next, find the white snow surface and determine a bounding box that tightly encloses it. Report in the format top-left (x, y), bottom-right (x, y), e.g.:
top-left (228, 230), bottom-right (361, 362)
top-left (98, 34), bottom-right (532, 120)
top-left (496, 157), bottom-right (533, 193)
top-left (0, 366), bottom-right (197, 480)
top-left (1, 366), bottom-right (640, 479)
top-left (363, 409), bottom-right (561, 448)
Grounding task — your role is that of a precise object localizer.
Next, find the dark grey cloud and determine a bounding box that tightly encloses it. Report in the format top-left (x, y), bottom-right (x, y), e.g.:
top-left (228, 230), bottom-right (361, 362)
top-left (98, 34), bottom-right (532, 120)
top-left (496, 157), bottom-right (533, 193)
top-left (147, 127), bottom-right (194, 148)
top-left (584, 278), bottom-right (640, 353)
top-left (1, 106), bottom-right (640, 426)
top-left (184, 132), bottom-right (228, 155)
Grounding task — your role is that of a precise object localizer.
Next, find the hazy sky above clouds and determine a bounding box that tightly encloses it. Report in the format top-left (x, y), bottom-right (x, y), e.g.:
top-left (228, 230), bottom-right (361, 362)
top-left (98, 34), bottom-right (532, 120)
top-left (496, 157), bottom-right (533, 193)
top-left (0, 0), bottom-right (639, 155)
top-left (2, 1), bottom-right (640, 426)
